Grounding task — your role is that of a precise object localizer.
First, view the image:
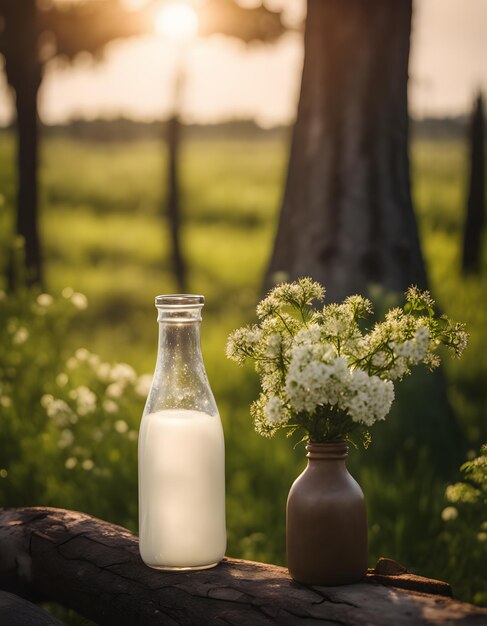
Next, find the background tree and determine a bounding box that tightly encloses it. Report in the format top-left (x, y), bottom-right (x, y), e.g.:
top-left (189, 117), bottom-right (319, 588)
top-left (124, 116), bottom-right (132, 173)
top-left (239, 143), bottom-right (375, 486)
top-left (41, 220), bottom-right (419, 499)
top-left (1, 0), bottom-right (43, 285)
top-left (265, 0), bottom-right (463, 473)
top-left (462, 92), bottom-right (485, 274)
top-left (162, 0), bottom-right (287, 291)
top-left (265, 0), bottom-right (426, 302)
top-left (0, 0), bottom-right (152, 286)
top-left (0, 0), bottom-right (285, 288)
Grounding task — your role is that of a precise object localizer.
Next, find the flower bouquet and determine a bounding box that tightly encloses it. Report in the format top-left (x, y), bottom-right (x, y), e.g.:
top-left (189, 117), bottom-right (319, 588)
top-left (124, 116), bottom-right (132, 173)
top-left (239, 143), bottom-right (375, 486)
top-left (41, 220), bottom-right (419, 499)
top-left (227, 278), bottom-right (467, 585)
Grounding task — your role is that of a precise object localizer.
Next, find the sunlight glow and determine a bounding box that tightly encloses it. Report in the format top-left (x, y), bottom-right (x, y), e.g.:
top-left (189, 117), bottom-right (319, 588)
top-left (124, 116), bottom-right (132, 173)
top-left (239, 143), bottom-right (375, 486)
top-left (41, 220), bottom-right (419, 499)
top-left (155, 2), bottom-right (199, 43)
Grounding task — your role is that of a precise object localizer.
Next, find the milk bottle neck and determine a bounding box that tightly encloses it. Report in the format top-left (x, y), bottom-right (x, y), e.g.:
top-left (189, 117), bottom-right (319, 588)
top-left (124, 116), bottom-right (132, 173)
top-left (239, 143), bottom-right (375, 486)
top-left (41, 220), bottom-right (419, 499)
top-left (157, 312), bottom-right (205, 372)
top-left (147, 295), bottom-right (217, 416)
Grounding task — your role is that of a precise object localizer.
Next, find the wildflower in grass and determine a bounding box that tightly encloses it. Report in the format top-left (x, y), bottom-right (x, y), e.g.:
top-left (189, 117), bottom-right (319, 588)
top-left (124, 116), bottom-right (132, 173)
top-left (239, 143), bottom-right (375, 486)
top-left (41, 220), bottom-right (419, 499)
top-left (0, 396), bottom-right (12, 408)
top-left (114, 419), bottom-right (129, 434)
top-left (97, 362), bottom-right (112, 381)
top-left (227, 278), bottom-right (468, 445)
top-left (58, 429), bottom-right (74, 449)
top-left (103, 399), bottom-right (119, 413)
top-left (56, 373), bottom-right (68, 387)
top-left (72, 386), bottom-right (97, 416)
top-left (106, 382), bottom-right (124, 398)
top-left (135, 374), bottom-right (153, 398)
top-left (65, 457), bottom-right (77, 470)
top-left (441, 506), bottom-right (459, 521)
top-left (46, 399), bottom-right (75, 427)
top-left (36, 293), bottom-right (53, 307)
top-left (75, 348), bottom-right (90, 361)
top-left (110, 363), bottom-right (137, 383)
top-left (71, 292), bottom-right (88, 310)
top-left (13, 327), bottom-right (29, 345)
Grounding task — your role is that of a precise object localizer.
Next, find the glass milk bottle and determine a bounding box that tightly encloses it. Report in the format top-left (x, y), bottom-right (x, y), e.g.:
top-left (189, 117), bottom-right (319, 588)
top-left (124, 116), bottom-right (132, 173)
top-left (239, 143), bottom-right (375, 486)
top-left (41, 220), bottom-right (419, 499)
top-left (138, 294), bottom-right (226, 570)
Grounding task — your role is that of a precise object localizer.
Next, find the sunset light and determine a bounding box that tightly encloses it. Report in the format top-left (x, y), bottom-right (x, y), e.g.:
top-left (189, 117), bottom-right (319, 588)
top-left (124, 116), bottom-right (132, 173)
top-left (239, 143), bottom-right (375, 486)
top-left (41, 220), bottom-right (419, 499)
top-left (155, 2), bottom-right (199, 42)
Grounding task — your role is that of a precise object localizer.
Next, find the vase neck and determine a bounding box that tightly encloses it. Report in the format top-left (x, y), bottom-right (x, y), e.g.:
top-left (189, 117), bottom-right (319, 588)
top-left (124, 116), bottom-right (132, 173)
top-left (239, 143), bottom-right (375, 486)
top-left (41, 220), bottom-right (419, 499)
top-left (306, 440), bottom-right (348, 460)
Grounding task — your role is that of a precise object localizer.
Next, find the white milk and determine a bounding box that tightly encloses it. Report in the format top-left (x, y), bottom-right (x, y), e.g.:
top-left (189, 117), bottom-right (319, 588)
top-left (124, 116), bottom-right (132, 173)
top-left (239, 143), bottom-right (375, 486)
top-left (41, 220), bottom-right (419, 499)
top-left (138, 409), bottom-right (226, 569)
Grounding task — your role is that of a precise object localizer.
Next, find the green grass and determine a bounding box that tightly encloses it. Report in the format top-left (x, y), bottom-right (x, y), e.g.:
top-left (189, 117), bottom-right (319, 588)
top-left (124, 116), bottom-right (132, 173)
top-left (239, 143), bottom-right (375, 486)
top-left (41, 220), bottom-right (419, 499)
top-left (0, 130), bottom-right (486, 606)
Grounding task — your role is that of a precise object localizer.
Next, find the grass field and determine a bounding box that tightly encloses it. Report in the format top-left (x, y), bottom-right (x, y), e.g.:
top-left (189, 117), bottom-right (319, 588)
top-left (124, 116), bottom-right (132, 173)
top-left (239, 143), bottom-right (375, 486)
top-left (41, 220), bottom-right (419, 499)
top-left (0, 129), bottom-right (486, 607)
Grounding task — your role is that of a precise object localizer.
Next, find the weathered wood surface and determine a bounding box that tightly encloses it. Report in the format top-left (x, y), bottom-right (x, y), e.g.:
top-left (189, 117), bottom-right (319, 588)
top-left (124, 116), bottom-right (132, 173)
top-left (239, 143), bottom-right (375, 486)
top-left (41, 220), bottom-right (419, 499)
top-left (0, 507), bottom-right (486, 626)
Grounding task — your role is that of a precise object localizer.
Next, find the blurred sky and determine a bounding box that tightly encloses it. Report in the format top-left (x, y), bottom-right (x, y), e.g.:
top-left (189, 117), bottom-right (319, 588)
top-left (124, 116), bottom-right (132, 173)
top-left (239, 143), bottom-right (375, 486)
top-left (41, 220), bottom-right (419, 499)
top-left (0, 0), bottom-right (486, 127)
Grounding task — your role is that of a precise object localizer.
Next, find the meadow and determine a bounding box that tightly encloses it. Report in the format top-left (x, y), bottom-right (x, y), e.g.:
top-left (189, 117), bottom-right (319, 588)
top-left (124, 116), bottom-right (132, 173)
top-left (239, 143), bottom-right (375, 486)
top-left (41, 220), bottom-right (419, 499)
top-left (0, 128), bottom-right (486, 611)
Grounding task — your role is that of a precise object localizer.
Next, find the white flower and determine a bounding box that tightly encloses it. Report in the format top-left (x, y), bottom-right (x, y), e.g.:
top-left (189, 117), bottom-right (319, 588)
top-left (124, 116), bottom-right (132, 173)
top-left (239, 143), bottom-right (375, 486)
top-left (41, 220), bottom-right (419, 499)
top-left (71, 292), bottom-right (88, 310)
top-left (46, 399), bottom-right (75, 427)
top-left (75, 348), bottom-right (90, 361)
top-left (103, 399), bottom-right (118, 414)
top-left (110, 363), bottom-right (136, 383)
top-left (13, 327), bottom-right (29, 345)
top-left (0, 396), bottom-right (12, 408)
top-left (66, 357), bottom-right (78, 370)
top-left (36, 293), bottom-right (53, 307)
top-left (344, 371), bottom-right (394, 426)
top-left (263, 396), bottom-right (288, 426)
top-left (70, 386), bottom-right (97, 415)
top-left (265, 333), bottom-right (282, 358)
top-left (285, 339), bottom-right (348, 414)
top-left (41, 394), bottom-right (54, 408)
top-left (96, 362), bottom-right (112, 381)
top-left (226, 326), bottom-right (263, 363)
top-left (135, 374), bottom-right (152, 398)
top-left (62, 287), bottom-right (74, 299)
top-left (88, 354), bottom-right (101, 369)
top-left (106, 382), bottom-right (124, 398)
top-left (114, 419), bottom-right (129, 434)
top-left (226, 279), bottom-right (467, 442)
top-left (65, 457), bottom-right (77, 470)
top-left (82, 459), bottom-right (94, 471)
top-left (56, 373), bottom-right (69, 387)
top-left (441, 506), bottom-right (458, 522)
top-left (58, 429), bottom-right (74, 449)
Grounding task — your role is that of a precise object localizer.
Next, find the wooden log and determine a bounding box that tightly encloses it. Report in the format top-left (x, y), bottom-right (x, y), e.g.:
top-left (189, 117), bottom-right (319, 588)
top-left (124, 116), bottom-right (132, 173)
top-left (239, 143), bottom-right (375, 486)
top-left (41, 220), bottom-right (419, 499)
top-left (0, 507), bottom-right (486, 625)
top-left (0, 590), bottom-right (65, 625)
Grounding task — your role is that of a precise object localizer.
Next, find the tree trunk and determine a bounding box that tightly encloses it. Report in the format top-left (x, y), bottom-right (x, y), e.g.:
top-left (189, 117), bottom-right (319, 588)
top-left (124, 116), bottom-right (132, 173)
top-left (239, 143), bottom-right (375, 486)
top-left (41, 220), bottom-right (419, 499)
top-left (462, 93), bottom-right (485, 274)
top-left (3, 0), bottom-right (43, 286)
top-left (165, 114), bottom-right (187, 292)
top-left (15, 74), bottom-right (42, 286)
top-left (265, 0), bottom-right (463, 476)
top-left (1, 507), bottom-right (486, 626)
top-left (265, 0), bottom-right (426, 301)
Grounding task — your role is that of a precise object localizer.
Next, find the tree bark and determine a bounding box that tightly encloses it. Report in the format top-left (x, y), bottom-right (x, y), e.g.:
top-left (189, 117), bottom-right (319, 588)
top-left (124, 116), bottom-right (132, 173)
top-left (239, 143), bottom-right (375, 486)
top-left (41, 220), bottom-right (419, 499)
top-left (462, 93), bottom-right (485, 274)
top-left (1, 507), bottom-right (486, 626)
top-left (165, 113), bottom-right (187, 292)
top-left (3, 0), bottom-right (43, 286)
top-left (265, 0), bottom-right (426, 301)
top-left (265, 0), bottom-right (464, 476)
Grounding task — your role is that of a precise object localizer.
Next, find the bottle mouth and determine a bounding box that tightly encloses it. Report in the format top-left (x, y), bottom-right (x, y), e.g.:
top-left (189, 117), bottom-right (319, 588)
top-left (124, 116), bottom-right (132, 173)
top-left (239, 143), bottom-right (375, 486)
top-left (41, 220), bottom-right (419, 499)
top-left (306, 440), bottom-right (348, 459)
top-left (155, 294), bottom-right (204, 308)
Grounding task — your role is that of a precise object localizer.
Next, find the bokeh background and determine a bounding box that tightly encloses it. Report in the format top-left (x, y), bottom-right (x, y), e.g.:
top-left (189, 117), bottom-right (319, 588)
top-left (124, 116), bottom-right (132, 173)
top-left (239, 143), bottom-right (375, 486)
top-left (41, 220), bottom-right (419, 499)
top-left (0, 0), bottom-right (486, 619)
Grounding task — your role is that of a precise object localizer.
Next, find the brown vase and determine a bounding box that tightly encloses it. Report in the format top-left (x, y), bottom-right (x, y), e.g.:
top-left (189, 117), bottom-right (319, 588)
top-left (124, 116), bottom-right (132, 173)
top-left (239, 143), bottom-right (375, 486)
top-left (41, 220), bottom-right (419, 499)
top-left (286, 440), bottom-right (368, 586)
